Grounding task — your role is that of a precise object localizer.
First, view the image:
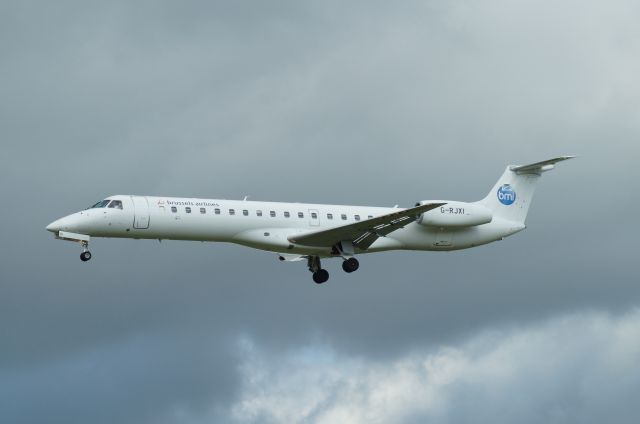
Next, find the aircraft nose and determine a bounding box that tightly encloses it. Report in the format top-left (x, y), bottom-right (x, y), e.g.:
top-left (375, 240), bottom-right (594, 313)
top-left (46, 215), bottom-right (76, 233)
top-left (46, 219), bottom-right (62, 233)
top-left (46, 213), bottom-right (84, 233)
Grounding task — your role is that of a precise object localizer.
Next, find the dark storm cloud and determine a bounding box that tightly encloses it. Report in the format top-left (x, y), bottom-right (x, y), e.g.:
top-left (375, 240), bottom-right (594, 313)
top-left (1, 329), bottom-right (237, 424)
top-left (1, 0), bottom-right (639, 423)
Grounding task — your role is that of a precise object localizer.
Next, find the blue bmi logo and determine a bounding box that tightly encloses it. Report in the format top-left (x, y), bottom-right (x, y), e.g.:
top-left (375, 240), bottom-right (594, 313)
top-left (497, 184), bottom-right (516, 205)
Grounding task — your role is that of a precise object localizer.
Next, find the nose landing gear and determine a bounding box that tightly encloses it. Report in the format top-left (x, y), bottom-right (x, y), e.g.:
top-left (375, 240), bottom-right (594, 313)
top-left (80, 241), bottom-right (92, 262)
top-left (50, 231), bottom-right (92, 263)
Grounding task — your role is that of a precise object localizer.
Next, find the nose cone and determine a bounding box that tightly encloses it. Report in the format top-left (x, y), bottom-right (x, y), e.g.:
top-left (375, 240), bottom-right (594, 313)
top-left (46, 214), bottom-right (80, 233)
top-left (46, 219), bottom-right (62, 233)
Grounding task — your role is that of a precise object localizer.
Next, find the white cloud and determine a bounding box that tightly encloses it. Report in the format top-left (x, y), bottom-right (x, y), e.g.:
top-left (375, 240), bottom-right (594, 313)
top-left (227, 309), bottom-right (640, 424)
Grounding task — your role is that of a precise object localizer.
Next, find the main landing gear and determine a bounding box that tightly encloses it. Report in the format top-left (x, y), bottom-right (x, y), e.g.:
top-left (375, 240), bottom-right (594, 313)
top-left (313, 269), bottom-right (329, 284)
top-left (80, 241), bottom-right (92, 262)
top-left (342, 257), bottom-right (359, 273)
top-left (307, 256), bottom-right (361, 284)
top-left (308, 256), bottom-right (329, 284)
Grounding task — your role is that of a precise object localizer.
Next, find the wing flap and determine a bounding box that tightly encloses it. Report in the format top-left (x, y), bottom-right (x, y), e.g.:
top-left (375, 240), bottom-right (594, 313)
top-left (288, 202), bottom-right (445, 249)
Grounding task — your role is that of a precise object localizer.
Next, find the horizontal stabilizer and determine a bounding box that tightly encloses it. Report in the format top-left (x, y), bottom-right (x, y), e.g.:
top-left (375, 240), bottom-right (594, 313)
top-left (509, 156), bottom-right (576, 174)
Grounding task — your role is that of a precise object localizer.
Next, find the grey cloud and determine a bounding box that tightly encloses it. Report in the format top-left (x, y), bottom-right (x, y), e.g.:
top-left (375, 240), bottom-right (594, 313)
top-left (227, 309), bottom-right (640, 424)
top-left (1, 329), bottom-right (238, 424)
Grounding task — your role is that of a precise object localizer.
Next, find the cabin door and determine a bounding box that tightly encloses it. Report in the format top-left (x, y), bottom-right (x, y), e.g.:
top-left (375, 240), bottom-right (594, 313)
top-left (131, 196), bottom-right (150, 229)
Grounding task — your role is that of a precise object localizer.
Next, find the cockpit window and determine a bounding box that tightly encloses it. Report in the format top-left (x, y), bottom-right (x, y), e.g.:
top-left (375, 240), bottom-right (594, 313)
top-left (89, 200), bottom-right (111, 208)
top-left (108, 200), bottom-right (123, 209)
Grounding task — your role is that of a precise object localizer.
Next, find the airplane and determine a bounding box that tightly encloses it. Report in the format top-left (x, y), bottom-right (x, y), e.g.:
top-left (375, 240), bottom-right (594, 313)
top-left (46, 156), bottom-right (574, 284)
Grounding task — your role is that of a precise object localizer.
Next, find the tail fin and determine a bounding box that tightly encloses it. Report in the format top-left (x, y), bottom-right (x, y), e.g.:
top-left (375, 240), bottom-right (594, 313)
top-left (480, 156), bottom-right (575, 224)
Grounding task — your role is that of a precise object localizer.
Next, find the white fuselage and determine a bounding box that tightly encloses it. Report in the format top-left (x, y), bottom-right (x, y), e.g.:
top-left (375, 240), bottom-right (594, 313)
top-left (47, 195), bottom-right (524, 257)
top-left (46, 157), bottom-right (573, 283)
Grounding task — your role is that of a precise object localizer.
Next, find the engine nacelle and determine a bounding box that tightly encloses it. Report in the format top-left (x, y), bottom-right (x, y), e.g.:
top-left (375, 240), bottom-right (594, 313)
top-left (416, 201), bottom-right (492, 227)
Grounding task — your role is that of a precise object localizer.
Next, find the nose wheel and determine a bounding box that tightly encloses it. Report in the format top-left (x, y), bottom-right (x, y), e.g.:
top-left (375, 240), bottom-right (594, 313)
top-left (79, 241), bottom-right (92, 262)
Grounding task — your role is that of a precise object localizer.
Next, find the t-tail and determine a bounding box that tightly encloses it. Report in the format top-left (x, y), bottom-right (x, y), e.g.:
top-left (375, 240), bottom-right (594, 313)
top-left (480, 156), bottom-right (576, 225)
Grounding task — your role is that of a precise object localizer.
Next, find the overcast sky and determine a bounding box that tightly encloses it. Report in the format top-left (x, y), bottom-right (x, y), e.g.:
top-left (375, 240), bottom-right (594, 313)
top-left (1, 0), bottom-right (639, 423)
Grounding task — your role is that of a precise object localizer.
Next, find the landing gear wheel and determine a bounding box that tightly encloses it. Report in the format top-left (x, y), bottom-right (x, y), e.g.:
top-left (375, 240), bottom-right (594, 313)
top-left (342, 257), bottom-right (359, 273)
top-left (312, 269), bottom-right (329, 284)
top-left (80, 251), bottom-right (92, 262)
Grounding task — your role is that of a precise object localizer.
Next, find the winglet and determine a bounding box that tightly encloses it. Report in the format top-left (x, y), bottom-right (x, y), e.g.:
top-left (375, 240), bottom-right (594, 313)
top-left (509, 155), bottom-right (576, 174)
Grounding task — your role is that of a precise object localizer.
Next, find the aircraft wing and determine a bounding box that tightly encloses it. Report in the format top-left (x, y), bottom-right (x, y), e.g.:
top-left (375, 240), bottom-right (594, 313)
top-left (288, 202), bottom-right (445, 249)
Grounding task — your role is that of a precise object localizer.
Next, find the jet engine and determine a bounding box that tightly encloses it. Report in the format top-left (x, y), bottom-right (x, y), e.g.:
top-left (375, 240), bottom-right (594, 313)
top-left (415, 201), bottom-right (492, 227)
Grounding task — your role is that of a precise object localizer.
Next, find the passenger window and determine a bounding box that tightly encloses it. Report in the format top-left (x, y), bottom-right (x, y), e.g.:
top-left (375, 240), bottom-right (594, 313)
top-left (200, 208), bottom-right (206, 214)
top-left (284, 211), bottom-right (290, 218)
top-left (327, 213), bottom-right (333, 220)
top-left (185, 207), bottom-right (191, 213)
top-left (257, 210), bottom-right (263, 216)
top-left (311, 212), bottom-right (318, 219)
top-left (229, 209), bottom-right (235, 215)
top-left (108, 200), bottom-right (123, 209)
top-left (243, 210), bottom-right (249, 216)
top-left (368, 215), bottom-right (373, 219)
top-left (214, 208), bottom-right (220, 215)
top-left (171, 206), bottom-right (177, 213)
top-left (341, 214), bottom-right (347, 220)
top-left (298, 212), bottom-right (304, 218)
top-left (270, 211), bottom-right (276, 217)
top-left (355, 215), bottom-right (360, 221)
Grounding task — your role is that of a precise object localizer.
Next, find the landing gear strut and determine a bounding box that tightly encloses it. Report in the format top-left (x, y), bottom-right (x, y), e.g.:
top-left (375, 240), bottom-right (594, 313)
top-left (342, 257), bottom-right (359, 273)
top-left (308, 256), bottom-right (329, 284)
top-left (80, 241), bottom-right (92, 262)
